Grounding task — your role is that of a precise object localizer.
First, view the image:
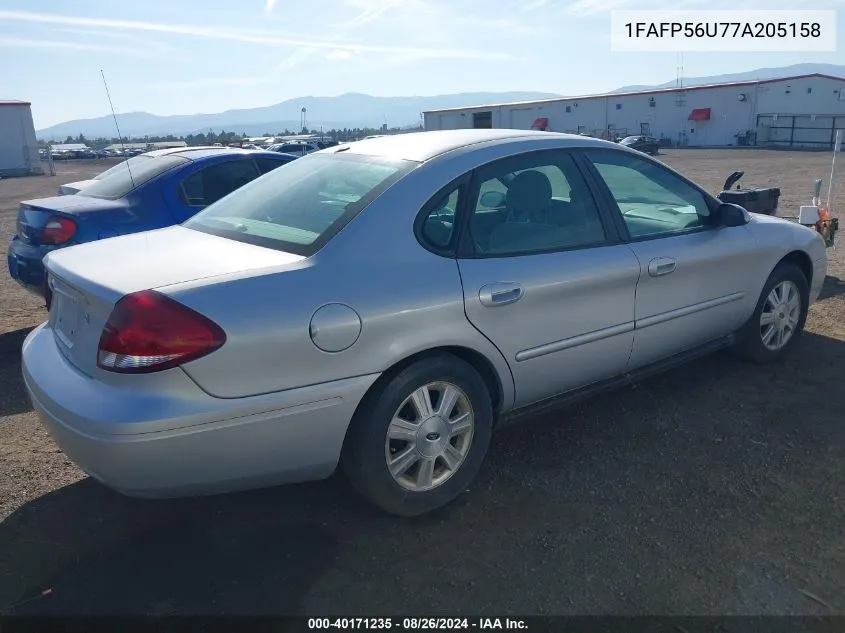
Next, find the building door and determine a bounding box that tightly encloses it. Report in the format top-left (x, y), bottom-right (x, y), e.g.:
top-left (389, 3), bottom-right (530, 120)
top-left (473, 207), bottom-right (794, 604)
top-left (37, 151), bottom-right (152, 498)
top-left (509, 108), bottom-right (535, 129)
top-left (472, 111), bottom-right (493, 129)
top-left (640, 122), bottom-right (651, 135)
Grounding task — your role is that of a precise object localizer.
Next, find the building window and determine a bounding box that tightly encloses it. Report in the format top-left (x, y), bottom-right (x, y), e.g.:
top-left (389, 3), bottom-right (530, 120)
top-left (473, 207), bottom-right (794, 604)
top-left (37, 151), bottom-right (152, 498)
top-left (565, 106), bottom-right (571, 113)
top-left (807, 87), bottom-right (812, 94)
top-left (616, 103), bottom-right (622, 110)
top-left (649, 101), bottom-right (656, 108)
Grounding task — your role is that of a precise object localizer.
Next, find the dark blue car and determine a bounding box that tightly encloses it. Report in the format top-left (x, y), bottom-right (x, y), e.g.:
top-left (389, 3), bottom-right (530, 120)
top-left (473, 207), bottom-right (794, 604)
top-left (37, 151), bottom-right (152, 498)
top-left (7, 147), bottom-right (298, 298)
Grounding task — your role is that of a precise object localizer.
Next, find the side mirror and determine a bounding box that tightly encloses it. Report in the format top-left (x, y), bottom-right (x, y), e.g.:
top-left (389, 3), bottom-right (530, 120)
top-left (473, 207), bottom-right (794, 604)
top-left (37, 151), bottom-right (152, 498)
top-left (480, 190), bottom-right (506, 208)
top-left (716, 202), bottom-right (750, 227)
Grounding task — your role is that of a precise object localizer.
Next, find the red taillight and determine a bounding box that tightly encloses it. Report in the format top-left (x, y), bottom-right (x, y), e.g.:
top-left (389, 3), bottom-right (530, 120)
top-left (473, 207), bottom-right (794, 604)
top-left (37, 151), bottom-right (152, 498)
top-left (97, 290), bottom-right (226, 374)
top-left (39, 216), bottom-right (77, 245)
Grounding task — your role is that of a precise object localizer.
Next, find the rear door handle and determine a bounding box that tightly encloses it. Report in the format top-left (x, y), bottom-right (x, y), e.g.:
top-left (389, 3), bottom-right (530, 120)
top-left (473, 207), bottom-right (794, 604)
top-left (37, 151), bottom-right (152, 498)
top-left (648, 257), bottom-right (676, 277)
top-left (479, 282), bottom-right (524, 307)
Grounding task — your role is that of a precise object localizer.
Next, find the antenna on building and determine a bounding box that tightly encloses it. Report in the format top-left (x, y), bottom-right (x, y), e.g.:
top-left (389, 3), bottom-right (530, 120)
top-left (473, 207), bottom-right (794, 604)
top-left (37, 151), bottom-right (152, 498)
top-left (675, 53), bottom-right (684, 89)
top-left (100, 69), bottom-right (135, 189)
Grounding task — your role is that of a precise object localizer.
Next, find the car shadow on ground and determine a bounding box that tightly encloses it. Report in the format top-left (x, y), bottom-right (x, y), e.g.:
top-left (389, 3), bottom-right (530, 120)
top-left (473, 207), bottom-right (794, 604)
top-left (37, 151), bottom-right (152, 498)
top-left (819, 275), bottom-right (845, 301)
top-left (2, 333), bottom-right (845, 615)
top-left (0, 326), bottom-right (35, 417)
top-left (0, 475), bottom-right (369, 615)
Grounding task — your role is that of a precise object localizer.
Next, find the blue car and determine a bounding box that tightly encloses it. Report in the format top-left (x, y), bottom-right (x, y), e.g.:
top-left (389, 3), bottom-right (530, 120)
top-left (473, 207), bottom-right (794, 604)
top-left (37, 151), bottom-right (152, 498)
top-left (8, 147), bottom-right (298, 298)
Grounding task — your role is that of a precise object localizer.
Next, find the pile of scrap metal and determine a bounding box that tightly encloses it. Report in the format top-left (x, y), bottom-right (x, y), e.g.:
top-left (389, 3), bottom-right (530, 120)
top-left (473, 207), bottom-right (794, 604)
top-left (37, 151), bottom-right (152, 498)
top-left (797, 179), bottom-right (839, 248)
top-left (718, 171), bottom-right (780, 216)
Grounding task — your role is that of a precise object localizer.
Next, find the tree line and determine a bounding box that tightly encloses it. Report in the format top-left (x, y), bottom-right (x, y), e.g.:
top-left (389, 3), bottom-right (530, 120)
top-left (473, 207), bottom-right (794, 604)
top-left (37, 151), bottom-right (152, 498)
top-left (41, 126), bottom-right (423, 148)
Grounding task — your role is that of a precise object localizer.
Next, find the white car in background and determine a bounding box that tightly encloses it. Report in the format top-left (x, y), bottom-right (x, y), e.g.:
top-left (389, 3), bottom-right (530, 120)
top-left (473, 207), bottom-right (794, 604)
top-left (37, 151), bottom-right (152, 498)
top-left (267, 141), bottom-right (321, 156)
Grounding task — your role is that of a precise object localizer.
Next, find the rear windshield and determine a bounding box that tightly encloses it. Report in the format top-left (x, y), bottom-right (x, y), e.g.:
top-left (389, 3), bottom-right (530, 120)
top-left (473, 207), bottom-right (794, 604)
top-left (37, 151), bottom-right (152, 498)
top-left (184, 152), bottom-right (416, 256)
top-left (81, 155), bottom-right (190, 200)
top-left (93, 154), bottom-right (155, 180)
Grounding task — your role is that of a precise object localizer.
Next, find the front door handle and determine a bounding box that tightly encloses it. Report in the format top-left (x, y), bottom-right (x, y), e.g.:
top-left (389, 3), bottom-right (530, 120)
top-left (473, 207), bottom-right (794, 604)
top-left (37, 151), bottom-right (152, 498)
top-left (648, 257), bottom-right (676, 277)
top-left (479, 282), bottom-right (524, 307)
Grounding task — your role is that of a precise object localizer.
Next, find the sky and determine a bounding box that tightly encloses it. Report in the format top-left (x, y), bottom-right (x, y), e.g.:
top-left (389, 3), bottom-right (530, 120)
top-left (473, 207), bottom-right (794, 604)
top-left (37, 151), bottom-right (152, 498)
top-left (1, 0), bottom-right (844, 130)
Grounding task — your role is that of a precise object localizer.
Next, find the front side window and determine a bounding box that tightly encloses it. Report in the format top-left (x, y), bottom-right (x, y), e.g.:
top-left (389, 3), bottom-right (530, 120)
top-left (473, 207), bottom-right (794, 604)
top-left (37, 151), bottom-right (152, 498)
top-left (184, 152), bottom-right (416, 256)
top-left (585, 150), bottom-right (711, 239)
top-left (466, 151), bottom-right (607, 256)
top-left (178, 159), bottom-right (261, 208)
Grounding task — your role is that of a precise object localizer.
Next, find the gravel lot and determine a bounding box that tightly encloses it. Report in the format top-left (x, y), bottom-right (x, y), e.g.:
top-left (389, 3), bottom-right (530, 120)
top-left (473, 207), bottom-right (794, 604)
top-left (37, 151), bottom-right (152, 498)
top-left (1, 151), bottom-right (844, 616)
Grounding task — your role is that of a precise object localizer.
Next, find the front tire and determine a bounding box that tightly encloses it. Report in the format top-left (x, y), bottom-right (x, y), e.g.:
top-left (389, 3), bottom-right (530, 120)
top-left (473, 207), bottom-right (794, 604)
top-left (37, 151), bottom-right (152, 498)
top-left (342, 354), bottom-right (493, 517)
top-left (735, 262), bottom-right (809, 364)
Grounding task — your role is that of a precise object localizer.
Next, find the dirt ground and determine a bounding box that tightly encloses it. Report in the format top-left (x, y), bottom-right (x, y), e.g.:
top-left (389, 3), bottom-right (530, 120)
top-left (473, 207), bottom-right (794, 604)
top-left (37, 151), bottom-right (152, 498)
top-left (0, 151), bottom-right (844, 616)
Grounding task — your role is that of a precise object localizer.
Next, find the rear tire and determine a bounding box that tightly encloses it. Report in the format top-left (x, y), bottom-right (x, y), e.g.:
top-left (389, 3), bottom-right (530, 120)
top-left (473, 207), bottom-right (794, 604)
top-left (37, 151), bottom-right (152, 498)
top-left (341, 354), bottom-right (493, 517)
top-left (735, 263), bottom-right (809, 364)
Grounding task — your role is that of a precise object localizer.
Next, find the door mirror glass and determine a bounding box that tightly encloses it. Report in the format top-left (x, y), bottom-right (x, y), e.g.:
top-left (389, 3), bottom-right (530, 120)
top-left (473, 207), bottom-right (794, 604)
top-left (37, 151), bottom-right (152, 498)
top-left (480, 190), bottom-right (506, 208)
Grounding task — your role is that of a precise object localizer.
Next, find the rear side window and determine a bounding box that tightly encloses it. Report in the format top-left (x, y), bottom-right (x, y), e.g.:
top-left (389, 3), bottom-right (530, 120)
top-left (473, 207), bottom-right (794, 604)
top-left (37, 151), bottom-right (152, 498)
top-left (81, 155), bottom-right (190, 200)
top-left (178, 159), bottom-right (261, 208)
top-left (93, 154), bottom-right (154, 180)
top-left (184, 152), bottom-right (416, 256)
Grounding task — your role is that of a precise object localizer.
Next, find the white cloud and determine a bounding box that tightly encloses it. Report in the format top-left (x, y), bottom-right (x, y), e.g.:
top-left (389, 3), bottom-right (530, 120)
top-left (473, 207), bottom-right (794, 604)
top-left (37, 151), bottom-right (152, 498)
top-left (562, 0), bottom-right (631, 16)
top-left (276, 46), bottom-right (319, 72)
top-left (0, 35), bottom-right (173, 59)
top-left (326, 49), bottom-right (354, 60)
top-left (0, 9), bottom-right (508, 60)
top-left (342, 0), bottom-right (404, 28)
top-left (51, 27), bottom-right (179, 53)
top-left (265, 0), bottom-right (278, 13)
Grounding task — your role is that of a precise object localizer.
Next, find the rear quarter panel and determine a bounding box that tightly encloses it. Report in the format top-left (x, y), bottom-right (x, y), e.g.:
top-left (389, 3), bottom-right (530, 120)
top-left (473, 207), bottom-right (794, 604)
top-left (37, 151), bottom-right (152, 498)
top-left (159, 154), bottom-right (521, 406)
top-left (83, 185), bottom-right (175, 239)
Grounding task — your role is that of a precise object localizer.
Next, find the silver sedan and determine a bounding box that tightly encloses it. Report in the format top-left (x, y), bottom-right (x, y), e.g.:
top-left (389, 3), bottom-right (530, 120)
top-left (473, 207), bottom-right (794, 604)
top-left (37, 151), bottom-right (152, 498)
top-left (22, 129), bottom-right (829, 516)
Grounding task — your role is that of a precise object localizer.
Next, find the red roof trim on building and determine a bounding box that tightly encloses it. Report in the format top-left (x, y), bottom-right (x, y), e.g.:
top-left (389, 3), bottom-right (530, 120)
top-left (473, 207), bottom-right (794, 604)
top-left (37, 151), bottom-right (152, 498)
top-left (689, 108), bottom-right (711, 121)
top-left (423, 73), bottom-right (845, 114)
top-left (0, 101), bottom-right (31, 107)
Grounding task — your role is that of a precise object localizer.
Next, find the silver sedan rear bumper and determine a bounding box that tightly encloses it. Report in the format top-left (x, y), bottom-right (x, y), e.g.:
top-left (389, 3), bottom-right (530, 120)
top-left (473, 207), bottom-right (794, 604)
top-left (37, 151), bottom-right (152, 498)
top-left (22, 323), bottom-right (379, 498)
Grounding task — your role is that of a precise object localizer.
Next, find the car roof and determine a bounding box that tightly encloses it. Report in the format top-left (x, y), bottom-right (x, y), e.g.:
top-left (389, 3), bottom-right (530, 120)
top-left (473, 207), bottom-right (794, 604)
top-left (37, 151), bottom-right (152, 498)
top-left (142, 147), bottom-right (286, 161)
top-left (333, 129), bottom-right (617, 162)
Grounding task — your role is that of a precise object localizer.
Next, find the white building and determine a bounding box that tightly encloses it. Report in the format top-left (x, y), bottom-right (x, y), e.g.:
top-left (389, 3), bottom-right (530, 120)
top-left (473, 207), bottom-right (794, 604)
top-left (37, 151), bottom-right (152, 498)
top-left (0, 100), bottom-right (42, 176)
top-left (424, 73), bottom-right (845, 149)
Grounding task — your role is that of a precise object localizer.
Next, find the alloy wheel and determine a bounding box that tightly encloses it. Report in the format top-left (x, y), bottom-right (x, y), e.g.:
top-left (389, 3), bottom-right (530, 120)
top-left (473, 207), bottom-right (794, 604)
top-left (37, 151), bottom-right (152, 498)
top-left (384, 381), bottom-right (475, 492)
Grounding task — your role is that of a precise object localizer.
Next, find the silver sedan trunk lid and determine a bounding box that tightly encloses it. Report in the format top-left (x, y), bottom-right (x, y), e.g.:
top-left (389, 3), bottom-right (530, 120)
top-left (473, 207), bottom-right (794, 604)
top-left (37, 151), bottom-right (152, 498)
top-left (44, 225), bottom-right (305, 377)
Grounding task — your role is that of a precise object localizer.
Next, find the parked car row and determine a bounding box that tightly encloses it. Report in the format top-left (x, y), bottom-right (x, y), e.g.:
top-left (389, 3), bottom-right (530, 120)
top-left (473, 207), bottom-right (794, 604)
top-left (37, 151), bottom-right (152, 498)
top-left (13, 130), bottom-right (831, 517)
top-left (9, 147), bottom-right (299, 296)
top-left (39, 148), bottom-right (112, 160)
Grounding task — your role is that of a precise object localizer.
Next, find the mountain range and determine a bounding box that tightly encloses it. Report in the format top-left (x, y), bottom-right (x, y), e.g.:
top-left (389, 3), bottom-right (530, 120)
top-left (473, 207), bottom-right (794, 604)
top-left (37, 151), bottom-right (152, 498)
top-left (611, 62), bottom-right (845, 93)
top-left (35, 92), bottom-right (560, 141)
top-left (36, 63), bottom-right (845, 141)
